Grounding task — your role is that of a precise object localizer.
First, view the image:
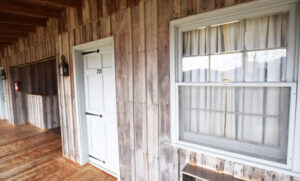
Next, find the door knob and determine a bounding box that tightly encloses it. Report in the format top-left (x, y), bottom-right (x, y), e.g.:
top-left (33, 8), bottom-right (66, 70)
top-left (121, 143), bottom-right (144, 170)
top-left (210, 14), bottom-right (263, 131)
top-left (100, 114), bottom-right (103, 118)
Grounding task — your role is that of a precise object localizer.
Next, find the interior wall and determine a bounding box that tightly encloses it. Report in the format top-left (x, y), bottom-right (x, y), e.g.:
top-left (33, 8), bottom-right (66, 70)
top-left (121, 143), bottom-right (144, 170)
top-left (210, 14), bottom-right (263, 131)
top-left (29, 59), bottom-right (58, 95)
top-left (10, 59), bottom-right (57, 124)
top-left (0, 0), bottom-right (299, 181)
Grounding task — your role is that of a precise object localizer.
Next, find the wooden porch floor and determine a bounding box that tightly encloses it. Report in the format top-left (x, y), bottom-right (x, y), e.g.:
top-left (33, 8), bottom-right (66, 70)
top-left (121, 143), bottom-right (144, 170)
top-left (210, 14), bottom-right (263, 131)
top-left (0, 120), bottom-right (116, 181)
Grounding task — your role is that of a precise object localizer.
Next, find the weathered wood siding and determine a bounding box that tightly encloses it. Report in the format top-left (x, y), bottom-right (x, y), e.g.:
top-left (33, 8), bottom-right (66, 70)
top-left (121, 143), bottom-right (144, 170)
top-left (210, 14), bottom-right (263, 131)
top-left (0, 0), bottom-right (299, 180)
top-left (27, 94), bottom-right (60, 130)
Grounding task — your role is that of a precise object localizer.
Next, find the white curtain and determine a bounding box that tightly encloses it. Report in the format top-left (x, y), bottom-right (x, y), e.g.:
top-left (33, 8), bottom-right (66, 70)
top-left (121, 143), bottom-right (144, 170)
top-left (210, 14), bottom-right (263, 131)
top-left (210, 21), bottom-right (243, 54)
top-left (245, 14), bottom-right (288, 50)
top-left (243, 14), bottom-right (288, 146)
top-left (179, 13), bottom-right (290, 162)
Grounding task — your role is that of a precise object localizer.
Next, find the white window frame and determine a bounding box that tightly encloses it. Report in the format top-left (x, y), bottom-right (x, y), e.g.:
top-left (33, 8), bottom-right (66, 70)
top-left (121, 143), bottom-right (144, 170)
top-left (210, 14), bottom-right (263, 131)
top-left (170, 0), bottom-right (300, 177)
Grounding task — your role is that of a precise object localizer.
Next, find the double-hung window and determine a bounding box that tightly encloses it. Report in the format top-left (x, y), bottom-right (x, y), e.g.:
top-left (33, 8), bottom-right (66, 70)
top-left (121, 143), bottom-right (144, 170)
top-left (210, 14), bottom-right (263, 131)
top-left (170, 0), bottom-right (300, 174)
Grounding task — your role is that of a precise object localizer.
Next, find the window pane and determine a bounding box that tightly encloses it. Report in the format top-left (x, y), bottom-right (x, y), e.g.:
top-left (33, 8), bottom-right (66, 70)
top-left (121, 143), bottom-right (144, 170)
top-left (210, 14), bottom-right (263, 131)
top-left (210, 21), bottom-right (243, 54)
top-left (178, 13), bottom-right (290, 83)
top-left (210, 53), bottom-right (243, 82)
top-left (183, 28), bottom-right (208, 56)
top-left (245, 49), bottom-right (286, 82)
top-left (181, 56), bottom-right (209, 82)
top-left (179, 86), bottom-right (290, 163)
top-left (245, 14), bottom-right (288, 50)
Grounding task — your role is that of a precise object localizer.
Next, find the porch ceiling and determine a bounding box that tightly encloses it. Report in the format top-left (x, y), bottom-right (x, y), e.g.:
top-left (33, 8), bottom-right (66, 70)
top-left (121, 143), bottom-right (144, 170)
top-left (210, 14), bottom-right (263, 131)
top-left (0, 0), bottom-right (81, 50)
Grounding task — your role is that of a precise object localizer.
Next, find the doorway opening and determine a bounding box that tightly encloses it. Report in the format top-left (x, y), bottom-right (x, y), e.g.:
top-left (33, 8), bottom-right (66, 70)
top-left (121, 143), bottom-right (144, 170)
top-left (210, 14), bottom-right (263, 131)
top-left (9, 58), bottom-right (60, 134)
top-left (73, 37), bottom-right (120, 179)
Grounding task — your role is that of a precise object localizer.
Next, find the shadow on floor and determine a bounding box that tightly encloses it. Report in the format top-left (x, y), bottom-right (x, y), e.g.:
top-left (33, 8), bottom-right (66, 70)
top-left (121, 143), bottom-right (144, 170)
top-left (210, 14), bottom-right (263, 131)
top-left (48, 127), bottom-right (61, 135)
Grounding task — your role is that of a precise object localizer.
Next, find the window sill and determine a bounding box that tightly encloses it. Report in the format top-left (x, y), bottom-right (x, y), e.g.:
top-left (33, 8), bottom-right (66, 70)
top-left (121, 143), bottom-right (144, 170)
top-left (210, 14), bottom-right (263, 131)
top-left (182, 164), bottom-right (243, 181)
top-left (172, 141), bottom-right (300, 178)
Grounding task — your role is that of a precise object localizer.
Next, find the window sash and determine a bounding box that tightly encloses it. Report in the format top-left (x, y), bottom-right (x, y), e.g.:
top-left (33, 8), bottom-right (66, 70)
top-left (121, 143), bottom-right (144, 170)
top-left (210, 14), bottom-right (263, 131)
top-left (181, 47), bottom-right (288, 57)
top-left (176, 13), bottom-right (296, 83)
top-left (181, 131), bottom-right (285, 163)
top-left (174, 82), bottom-right (297, 166)
top-left (175, 82), bottom-right (295, 87)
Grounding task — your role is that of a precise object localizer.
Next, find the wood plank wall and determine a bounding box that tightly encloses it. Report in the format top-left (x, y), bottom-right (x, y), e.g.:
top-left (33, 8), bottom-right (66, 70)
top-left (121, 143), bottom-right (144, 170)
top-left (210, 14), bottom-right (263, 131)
top-left (0, 19), bottom-right (58, 125)
top-left (27, 94), bottom-right (60, 129)
top-left (0, 0), bottom-right (300, 180)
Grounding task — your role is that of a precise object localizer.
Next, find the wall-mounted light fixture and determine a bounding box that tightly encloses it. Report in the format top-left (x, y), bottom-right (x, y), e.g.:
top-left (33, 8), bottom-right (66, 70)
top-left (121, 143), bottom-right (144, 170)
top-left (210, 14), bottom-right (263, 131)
top-left (59, 55), bottom-right (69, 76)
top-left (0, 69), bottom-right (6, 80)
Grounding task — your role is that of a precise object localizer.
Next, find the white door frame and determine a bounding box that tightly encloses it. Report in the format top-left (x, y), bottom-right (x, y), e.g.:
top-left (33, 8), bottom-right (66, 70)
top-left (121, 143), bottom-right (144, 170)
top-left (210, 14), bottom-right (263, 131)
top-left (0, 67), bottom-right (8, 120)
top-left (72, 37), bottom-right (120, 179)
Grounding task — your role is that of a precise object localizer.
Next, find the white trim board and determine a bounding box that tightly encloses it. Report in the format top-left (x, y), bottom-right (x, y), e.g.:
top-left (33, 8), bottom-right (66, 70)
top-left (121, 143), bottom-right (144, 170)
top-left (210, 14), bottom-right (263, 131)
top-left (170, 0), bottom-right (298, 27)
top-left (72, 37), bottom-right (120, 180)
top-left (170, 0), bottom-right (300, 177)
top-left (0, 67), bottom-right (8, 120)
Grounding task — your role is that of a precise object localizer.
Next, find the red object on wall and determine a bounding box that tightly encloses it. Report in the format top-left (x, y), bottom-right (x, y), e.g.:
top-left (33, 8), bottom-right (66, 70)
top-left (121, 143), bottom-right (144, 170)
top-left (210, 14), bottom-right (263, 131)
top-left (14, 82), bottom-right (20, 92)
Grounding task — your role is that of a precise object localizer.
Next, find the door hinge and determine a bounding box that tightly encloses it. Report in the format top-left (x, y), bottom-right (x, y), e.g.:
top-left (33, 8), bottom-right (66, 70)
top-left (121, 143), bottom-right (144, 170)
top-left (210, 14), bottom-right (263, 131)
top-left (82, 49), bottom-right (100, 55)
top-left (86, 112), bottom-right (102, 118)
top-left (89, 155), bottom-right (105, 164)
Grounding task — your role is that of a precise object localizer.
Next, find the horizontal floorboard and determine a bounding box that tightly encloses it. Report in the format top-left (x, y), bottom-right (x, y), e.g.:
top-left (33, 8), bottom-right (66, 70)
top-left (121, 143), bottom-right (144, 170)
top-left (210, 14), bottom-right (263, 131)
top-left (0, 120), bottom-right (117, 181)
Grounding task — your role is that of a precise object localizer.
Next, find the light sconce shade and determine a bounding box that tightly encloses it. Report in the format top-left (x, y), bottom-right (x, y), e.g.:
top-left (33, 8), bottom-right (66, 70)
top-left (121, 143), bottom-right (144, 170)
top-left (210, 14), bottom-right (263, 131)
top-left (59, 55), bottom-right (69, 76)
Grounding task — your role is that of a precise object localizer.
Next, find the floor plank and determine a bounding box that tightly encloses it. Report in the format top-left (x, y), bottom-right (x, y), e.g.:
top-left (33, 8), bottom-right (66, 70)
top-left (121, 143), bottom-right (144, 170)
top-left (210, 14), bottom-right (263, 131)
top-left (0, 120), bottom-right (117, 181)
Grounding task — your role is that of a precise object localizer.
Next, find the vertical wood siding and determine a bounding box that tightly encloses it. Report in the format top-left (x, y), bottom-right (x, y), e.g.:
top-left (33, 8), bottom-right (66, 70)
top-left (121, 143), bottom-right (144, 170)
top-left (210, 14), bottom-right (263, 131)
top-left (27, 94), bottom-right (60, 129)
top-left (0, 0), bottom-right (299, 180)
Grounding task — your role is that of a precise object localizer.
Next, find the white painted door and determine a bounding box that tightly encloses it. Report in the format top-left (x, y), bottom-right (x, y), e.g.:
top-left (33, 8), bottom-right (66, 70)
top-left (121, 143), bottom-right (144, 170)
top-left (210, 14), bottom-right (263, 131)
top-left (83, 44), bottom-right (118, 175)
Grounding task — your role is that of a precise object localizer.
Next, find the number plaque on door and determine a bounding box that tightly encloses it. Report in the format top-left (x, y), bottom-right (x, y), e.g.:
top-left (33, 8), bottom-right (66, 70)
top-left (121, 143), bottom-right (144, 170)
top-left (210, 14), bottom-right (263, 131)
top-left (97, 69), bottom-right (102, 74)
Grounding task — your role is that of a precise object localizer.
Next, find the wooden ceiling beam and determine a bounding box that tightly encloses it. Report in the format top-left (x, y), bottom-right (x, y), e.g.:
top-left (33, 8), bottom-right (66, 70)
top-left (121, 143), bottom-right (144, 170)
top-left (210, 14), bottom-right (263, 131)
top-left (0, 1), bottom-right (61, 18)
top-left (41, 0), bottom-right (81, 8)
top-left (0, 37), bottom-right (19, 42)
top-left (0, 35), bottom-right (23, 39)
top-left (0, 12), bottom-right (47, 26)
top-left (0, 32), bottom-right (28, 38)
top-left (0, 46), bottom-right (8, 49)
top-left (0, 43), bottom-right (11, 48)
top-left (0, 23), bottom-right (36, 32)
top-left (0, 43), bottom-right (11, 46)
